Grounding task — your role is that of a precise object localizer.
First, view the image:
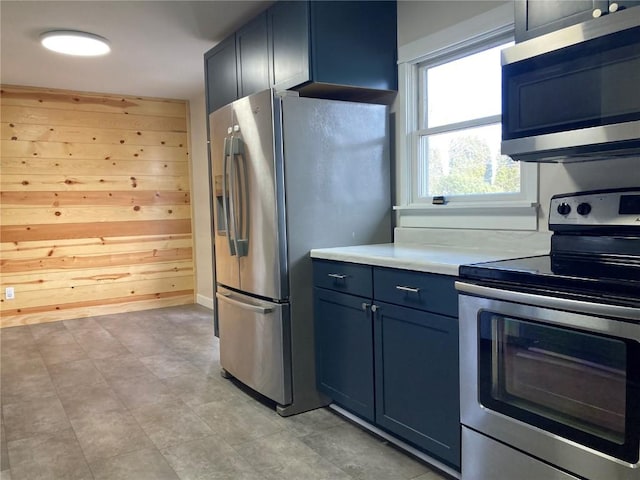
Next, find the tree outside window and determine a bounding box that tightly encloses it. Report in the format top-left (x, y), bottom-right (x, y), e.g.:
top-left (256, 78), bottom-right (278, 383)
top-left (416, 39), bottom-right (519, 202)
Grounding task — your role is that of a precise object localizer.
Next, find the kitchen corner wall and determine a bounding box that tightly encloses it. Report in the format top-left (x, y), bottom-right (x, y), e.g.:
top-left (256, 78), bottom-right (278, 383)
top-left (187, 92), bottom-right (214, 309)
top-left (0, 85), bottom-right (195, 327)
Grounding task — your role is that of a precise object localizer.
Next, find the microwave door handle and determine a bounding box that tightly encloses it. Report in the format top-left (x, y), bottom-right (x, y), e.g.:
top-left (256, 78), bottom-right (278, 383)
top-left (222, 136), bottom-right (236, 256)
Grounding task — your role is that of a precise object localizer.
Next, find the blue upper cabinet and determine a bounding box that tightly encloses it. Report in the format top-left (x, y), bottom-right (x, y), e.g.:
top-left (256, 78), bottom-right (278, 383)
top-left (237, 12), bottom-right (270, 99)
top-left (204, 35), bottom-right (239, 115)
top-left (205, 1), bottom-right (398, 114)
top-left (269, 1), bottom-right (311, 91)
top-left (269, 1), bottom-right (398, 100)
top-left (204, 12), bottom-right (269, 115)
top-left (515, 0), bottom-right (640, 42)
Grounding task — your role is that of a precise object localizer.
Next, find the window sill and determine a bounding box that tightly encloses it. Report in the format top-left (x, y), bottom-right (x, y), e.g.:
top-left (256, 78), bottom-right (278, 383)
top-left (394, 201), bottom-right (539, 230)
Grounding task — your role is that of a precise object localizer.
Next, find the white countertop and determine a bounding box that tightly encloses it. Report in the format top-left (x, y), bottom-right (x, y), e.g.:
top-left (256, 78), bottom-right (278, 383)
top-left (310, 243), bottom-right (544, 276)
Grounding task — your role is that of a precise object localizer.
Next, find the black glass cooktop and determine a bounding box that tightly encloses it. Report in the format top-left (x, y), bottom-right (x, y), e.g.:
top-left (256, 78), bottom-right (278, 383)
top-left (462, 189), bottom-right (640, 308)
top-left (459, 254), bottom-right (640, 307)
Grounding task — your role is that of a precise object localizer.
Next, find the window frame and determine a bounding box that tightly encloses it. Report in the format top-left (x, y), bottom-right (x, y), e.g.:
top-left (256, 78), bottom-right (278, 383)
top-left (395, 4), bottom-right (539, 231)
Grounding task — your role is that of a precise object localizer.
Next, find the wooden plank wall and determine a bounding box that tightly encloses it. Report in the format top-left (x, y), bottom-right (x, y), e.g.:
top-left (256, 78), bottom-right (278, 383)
top-left (0, 85), bottom-right (195, 327)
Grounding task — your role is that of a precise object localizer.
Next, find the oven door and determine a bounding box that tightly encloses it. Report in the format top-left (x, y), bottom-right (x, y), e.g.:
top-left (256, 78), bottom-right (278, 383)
top-left (457, 282), bottom-right (640, 480)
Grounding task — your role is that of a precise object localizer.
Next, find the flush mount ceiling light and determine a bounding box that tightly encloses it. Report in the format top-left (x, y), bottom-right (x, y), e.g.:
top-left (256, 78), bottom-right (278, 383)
top-left (40, 30), bottom-right (110, 56)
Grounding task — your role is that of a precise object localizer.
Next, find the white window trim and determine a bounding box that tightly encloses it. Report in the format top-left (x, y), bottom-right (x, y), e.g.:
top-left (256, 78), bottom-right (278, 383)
top-left (395, 3), bottom-right (539, 231)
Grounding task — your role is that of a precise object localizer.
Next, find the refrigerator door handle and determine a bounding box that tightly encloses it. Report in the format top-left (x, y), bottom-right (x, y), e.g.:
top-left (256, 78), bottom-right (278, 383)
top-left (232, 135), bottom-right (250, 257)
top-left (216, 292), bottom-right (274, 314)
top-left (221, 135), bottom-right (236, 256)
top-left (227, 133), bottom-right (240, 257)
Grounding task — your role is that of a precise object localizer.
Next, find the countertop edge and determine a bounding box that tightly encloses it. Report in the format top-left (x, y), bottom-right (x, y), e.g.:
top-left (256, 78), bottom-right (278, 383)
top-left (310, 243), bottom-right (547, 277)
top-left (310, 249), bottom-right (460, 276)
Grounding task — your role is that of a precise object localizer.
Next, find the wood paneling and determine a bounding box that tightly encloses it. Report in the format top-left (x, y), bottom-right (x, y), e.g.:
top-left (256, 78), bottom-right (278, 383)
top-left (2, 158), bottom-right (190, 176)
top-left (0, 85), bottom-right (196, 327)
top-left (1, 219), bottom-right (192, 242)
top-left (1, 174), bottom-right (189, 191)
top-left (0, 191), bottom-right (190, 207)
top-left (1, 123), bottom-right (187, 147)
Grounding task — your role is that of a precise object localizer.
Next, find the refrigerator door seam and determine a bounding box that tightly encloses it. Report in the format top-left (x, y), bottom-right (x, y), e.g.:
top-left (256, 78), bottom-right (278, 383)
top-left (216, 291), bottom-right (274, 314)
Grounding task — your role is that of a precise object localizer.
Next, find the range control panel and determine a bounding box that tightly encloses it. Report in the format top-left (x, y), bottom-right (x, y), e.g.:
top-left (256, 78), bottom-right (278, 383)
top-left (549, 188), bottom-right (640, 228)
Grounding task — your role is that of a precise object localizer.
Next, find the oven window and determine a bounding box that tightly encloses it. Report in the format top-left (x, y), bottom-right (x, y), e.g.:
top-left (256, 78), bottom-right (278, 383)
top-left (479, 312), bottom-right (639, 463)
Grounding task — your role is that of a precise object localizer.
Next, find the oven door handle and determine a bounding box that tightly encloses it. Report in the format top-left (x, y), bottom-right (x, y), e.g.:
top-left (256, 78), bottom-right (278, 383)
top-left (455, 281), bottom-right (640, 322)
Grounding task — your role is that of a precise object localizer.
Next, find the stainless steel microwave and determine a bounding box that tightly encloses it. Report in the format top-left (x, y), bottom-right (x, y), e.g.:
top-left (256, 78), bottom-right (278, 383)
top-left (501, 7), bottom-right (640, 163)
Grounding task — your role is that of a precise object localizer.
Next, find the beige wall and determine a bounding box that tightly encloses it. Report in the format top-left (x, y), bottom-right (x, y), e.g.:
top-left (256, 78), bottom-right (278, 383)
top-left (188, 92), bottom-right (214, 309)
top-left (398, 0), bottom-right (509, 46)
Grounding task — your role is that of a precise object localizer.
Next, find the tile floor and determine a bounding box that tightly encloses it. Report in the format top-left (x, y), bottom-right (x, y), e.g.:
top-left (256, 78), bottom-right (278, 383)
top-left (1, 304), bottom-right (451, 480)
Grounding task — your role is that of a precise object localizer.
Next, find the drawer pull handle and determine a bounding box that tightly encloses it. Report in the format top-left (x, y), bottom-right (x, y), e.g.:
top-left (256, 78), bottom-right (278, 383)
top-left (396, 285), bottom-right (420, 294)
top-left (328, 273), bottom-right (348, 280)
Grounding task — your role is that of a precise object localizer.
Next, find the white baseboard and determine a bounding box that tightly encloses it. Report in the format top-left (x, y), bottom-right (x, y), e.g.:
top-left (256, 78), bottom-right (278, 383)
top-left (196, 294), bottom-right (214, 310)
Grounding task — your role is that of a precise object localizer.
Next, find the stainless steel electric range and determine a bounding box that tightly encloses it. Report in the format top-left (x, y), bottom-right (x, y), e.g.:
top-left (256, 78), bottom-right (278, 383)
top-left (456, 187), bottom-right (640, 480)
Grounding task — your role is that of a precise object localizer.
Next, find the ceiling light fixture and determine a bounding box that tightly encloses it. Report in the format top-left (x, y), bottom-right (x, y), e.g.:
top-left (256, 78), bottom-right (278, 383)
top-left (40, 30), bottom-right (111, 56)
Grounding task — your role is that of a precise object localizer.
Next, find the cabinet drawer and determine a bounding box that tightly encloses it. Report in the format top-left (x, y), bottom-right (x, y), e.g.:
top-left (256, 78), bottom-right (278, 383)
top-left (373, 267), bottom-right (458, 317)
top-left (313, 260), bottom-right (372, 298)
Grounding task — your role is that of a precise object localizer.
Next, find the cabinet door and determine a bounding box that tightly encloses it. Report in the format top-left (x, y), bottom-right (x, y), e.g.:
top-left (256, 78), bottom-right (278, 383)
top-left (237, 11), bottom-right (270, 99)
top-left (374, 301), bottom-right (460, 468)
top-left (204, 35), bottom-right (239, 114)
top-left (314, 288), bottom-right (374, 421)
top-left (268, 1), bottom-right (310, 90)
top-left (515, 0), bottom-right (606, 42)
top-left (310, 1), bottom-right (397, 91)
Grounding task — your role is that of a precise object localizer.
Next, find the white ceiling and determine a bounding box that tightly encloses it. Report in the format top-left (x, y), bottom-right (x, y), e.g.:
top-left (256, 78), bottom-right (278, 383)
top-left (0, 0), bottom-right (271, 100)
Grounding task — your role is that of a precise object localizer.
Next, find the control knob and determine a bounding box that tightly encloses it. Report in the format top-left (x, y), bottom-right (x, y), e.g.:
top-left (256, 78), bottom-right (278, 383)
top-left (577, 202), bottom-right (592, 216)
top-left (557, 202), bottom-right (571, 215)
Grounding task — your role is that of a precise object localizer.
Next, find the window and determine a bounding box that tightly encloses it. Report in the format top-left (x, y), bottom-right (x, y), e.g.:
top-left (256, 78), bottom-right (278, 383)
top-left (418, 40), bottom-right (516, 199)
top-left (396, 4), bottom-right (538, 230)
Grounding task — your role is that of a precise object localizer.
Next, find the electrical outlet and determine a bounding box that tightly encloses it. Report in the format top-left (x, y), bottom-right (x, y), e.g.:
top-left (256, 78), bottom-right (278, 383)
top-left (5, 287), bottom-right (15, 300)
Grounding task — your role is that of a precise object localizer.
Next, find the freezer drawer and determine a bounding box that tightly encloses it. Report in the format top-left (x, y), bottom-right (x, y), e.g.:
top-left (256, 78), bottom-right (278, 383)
top-left (216, 287), bottom-right (292, 405)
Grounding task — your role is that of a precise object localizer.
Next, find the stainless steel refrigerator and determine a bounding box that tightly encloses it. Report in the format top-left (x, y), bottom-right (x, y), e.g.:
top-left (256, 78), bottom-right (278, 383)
top-left (210, 89), bottom-right (391, 416)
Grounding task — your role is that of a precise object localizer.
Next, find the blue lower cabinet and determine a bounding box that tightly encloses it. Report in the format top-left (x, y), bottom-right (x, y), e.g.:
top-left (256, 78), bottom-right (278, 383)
top-left (314, 287), bottom-right (375, 421)
top-left (312, 260), bottom-right (460, 470)
top-left (374, 301), bottom-right (460, 468)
